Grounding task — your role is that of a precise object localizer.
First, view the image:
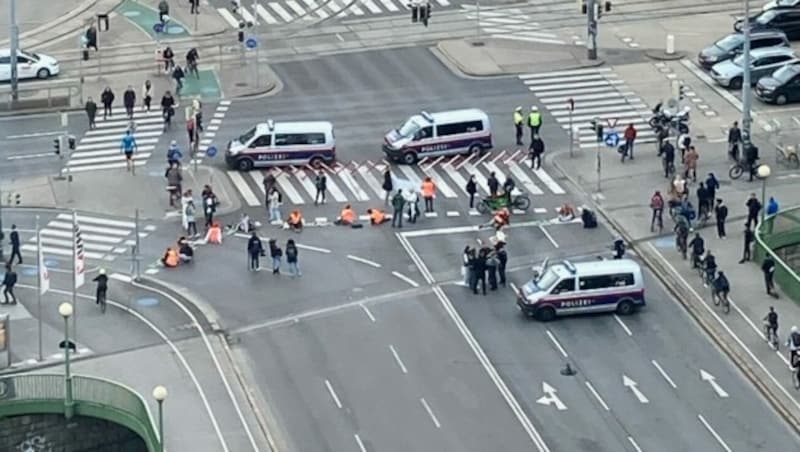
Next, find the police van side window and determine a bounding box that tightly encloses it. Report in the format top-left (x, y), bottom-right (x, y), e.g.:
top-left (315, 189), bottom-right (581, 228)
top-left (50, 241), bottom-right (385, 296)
top-left (249, 135), bottom-right (272, 148)
top-left (275, 133), bottom-right (326, 146)
top-left (579, 273), bottom-right (635, 290)
top-left (413, 126), bottom-right (433, 141)
top-left (550, 278), bottom-right (575, 294)
top-left (436, 120), bottom-right (484, 137)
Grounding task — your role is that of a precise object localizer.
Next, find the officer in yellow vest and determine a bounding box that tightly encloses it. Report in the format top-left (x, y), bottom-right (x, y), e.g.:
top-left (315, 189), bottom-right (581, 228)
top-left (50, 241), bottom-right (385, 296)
top-left (528, 105), bottom-right (542, 142)
top-left (513, 106), bottom-right (524, 145)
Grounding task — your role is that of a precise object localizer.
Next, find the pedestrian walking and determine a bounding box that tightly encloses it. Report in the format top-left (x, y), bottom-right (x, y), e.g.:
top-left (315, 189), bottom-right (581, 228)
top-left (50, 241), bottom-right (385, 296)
top-left (487, 172), bottom-right (499, 197)
top-left (678, 133), bottom-right (691, 163)
top-left (766, 196), bottom-right (779, 217)
top-left (269, 239), bottom-right (282, 274)
top-left (202, 186), bottom-right (217, 229)
top-left (421, 176), bottom-right (436, 213)
top-left (527, 106), bottom-right (542, 142)
top-left (746, 193), bottom-right (762, 229)
top-left (165, 163), bottom-right (182, 207)
top-left (186, 113), bottom-right (196, 149)
top-left (158, 0), bottom-right (170, 23)
top-left (705, 172), bottom-right (719, 202)
top-left (190, 0), bottom-right (200, 14)
top-left (85, 24), bottom-right (98, 52)
top-left (123, 85), bottom-right (136, 119)
top-left (162, 46), bottom-right (175, 72)
top-left (473, 248), bottom-right (488, 295)
top-left (172, 64), bottom-right (185, 95)
top-left (167, 140), bottom-right (183, 167)
top-left (286, 239), bottom-right (301, 277)
top-left (486, 248), bottom-right (498, 291)
top-left (142, 80), bottom-right (153, 112)
top-left (101, 87), bottom-right (114, 119)
top-left (268, 188), bottom-right (282, 224)
top-left (186, 48), bottom-right (200, 79)
top-left (529, 135), bottom-right (544, 169)
top-left (714, 198), bottom-right (728, 238)
top-left (391, 190), bottom-right (405, 228)
top-left (496, 242), bottom-right (508, 286)
top-left (696, 182), bottom-right (710, 219)
top-left (404, 189), bottom-right (419, 224)
top-left (1, 264), bottom-right (17, 304)
top-left (684, 146), bottom-right (699, 181)
top-left (513, 106), bottom-right (524, 145)
top-left (161, 91), bottom-right (175, 131)
top-left (662, 140), bottom-right (675, 178)
top-left (740, 224), bottom-right (755, 263)
top-left (120, 130), bottom-right (138, 173)
top-left (85, 97), bottom-right (97, 129)
top-left (192, 97), bottom-right (204, 132)
top-left (745, 143), bottom-right (760, 182)
top-left (762, 256), bottom-right (777, 296)
top-left (8, 225), bottom-right (21, 265)
top-left (728, 121), bottom-right (742, 161)
top-left (185, 201), bottom-right (198, 237)
top-left (650, 190), bottom-right (664, 233)
top-left (623, 123), bottom-right (637, 161)
top-left (462, 245), bottom-right (473, 286)
top-left (314, 170), bottom-right (327, 205)
top-left (466, 175), bottom-right (477, 209)
top-left (503, 176), bottom-right (515, 205)
top-left (382, 168), bottom-right (393, 205)
top-left (247, 231), bottom-right (263, 271)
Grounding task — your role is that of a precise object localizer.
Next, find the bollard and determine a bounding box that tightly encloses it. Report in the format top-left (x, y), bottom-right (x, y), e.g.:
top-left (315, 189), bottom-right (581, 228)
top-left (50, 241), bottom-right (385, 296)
top-left (666, 34), bottom-right (675, 55)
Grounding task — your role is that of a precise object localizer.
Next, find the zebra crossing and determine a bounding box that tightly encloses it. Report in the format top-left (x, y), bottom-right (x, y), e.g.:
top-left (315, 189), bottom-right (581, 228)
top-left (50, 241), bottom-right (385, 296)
top-left (518, 68), bottom-right (657, 149)
top-left (216, 0), bottom-right (451, 27)
top-left (460, 5), bottom-right (564, 45)
top-left (68, 107), bottom-right (164, 173)
top-left (21, 213), bottom-right (156, 263)
top-left (227, 149), bottom-right (567, 211)
top-left (191, 100), bottom-right (231, 165)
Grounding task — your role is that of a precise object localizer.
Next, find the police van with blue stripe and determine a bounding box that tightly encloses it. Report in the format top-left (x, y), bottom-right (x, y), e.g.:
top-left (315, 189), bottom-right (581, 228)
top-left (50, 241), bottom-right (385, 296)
top-left (226, 120), bottom-right (336, 171)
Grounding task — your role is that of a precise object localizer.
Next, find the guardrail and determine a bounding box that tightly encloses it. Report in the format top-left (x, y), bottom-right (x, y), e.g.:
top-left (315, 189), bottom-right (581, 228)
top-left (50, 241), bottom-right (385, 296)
top-left (754, 204), bottom-right (800, 302)
top-left (0, 374), bottom-right (161, 452)
top-left (0, 82), bottom-right (81, 112)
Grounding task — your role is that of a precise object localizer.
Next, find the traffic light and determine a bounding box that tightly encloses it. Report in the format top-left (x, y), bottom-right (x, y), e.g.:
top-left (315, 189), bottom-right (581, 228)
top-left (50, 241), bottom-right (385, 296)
top-left (68, 135), bottom-right (76, 151)
top-left (422, 3), bottom-right (431, 27)
top-left (410, 3), bottom-right (419, 22)
top-left (589, 120), bottom-right (604, 142)
top-left (238, 21), bottom-right (245, 43)
top-left (53, 138), bottom-right (61, 156)
top-left (581, 1), bottom-right (611, 15)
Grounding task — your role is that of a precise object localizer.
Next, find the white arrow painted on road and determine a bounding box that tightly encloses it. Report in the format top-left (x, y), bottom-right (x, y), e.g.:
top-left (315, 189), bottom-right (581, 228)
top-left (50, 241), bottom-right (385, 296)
top-left (622, 375), bottom-right (649, 404)
top-left (536, 382), bottom-right (567, 411)
top-left (700, 370), bottom-right (729, 398)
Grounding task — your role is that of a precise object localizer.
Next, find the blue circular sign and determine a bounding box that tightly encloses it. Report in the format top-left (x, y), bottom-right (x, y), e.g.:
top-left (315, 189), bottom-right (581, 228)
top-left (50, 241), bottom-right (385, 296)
top-left (246, 38), bottom-right (258, 49)
top-left (153, 22), bottom-right (164, 33)
top-left (206, 146), bottom-right (218, 158)
top-left (604, 132), bottom-right (620, 148)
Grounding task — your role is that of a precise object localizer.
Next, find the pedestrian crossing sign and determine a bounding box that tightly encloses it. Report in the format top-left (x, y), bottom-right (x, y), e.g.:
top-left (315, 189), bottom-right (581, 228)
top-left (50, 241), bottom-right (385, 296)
top-left (604, 132), bottom-right (619, 148)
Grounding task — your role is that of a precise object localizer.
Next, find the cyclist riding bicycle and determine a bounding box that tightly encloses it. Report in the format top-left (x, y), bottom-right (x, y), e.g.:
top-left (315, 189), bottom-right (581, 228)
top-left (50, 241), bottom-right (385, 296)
top-left (704, 251), bottom-right (717, 285)
top-left (713, 271), bottom-right (729, 299)
top-left (92, 268), bottom-right (108, 306)
top-left (764, 306), bottom-right (779, 340)
top-left (688, 233), bottom-right (704, 268)
top-left (787, 325), bottom-right (800, 364)
top-left (674, 217), bottom-right (689, 253)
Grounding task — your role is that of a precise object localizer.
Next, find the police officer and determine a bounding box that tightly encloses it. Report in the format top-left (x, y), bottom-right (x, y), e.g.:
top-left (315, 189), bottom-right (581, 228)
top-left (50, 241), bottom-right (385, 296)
top-left (513, 106), bottom-right (524, 145)
top-left (528, 106), bottom-right (542, 142)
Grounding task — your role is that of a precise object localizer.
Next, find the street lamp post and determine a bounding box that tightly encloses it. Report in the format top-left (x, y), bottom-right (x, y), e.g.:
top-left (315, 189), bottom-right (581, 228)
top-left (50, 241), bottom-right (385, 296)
top-left (58, 302), bottom-right (74, 419)
top-left (742, 0), bottom-right (753, 141)
top-left (152, 385), bottom-right (168, 452)
top-left (758, 164), bottom-right (771, 223)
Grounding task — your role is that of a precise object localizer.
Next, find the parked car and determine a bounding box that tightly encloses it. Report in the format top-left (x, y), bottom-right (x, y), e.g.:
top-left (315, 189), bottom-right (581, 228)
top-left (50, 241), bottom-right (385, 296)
top-left (710, 47), bottom-right (798, 88)
top-left (755, 63), bottom-right (800, 103)
top-left (0, 49), bottom-right (59, 82)
top-left (698, 30), bottom-right (790, 69)
top-left (735, 8), bottom-right (800, 39)
top-left (763, 0), bottom-right (800, 11)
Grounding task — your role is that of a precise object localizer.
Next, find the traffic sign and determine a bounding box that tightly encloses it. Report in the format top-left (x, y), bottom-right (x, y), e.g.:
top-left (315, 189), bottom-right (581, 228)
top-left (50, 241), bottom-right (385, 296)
top-left (206, 145), bottom-right (218, 158)
top-left (604, 132), bottom-right (620, 148)
top-left (246, 38), bottom-right (258, 49)
top-left (153, 23), bottom-right (164, 34)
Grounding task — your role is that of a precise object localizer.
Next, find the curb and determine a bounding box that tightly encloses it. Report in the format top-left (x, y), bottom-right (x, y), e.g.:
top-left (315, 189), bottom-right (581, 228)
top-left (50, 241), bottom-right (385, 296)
top-left (549, 152), bottom-right (800, 435)
top-left (0, 0), bottom-right (108, 49)
top-left (644, 50), bottom-right (687, 61)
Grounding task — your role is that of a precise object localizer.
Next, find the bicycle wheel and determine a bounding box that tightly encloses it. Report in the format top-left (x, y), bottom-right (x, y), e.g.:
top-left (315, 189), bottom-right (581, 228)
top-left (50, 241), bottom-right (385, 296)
top-left (729, 164), bottom-right (743, 180)
top-left (794, 370), bottom-right (800, 390)
top-left (100, 294), bottom-right (106, 314)
top-left (513, 195), bottom-right (530, 211)
top-left (476, 201), bottom-right (489, 215)
top-left (712, 290), bottom-right (720, 306)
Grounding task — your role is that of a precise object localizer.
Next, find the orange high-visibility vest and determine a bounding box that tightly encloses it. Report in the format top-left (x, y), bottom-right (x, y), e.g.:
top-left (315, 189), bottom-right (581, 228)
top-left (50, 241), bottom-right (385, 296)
top-left (207, 225), bottom-right (222, 244)
top-left (289, 211), bottom-right (302, 225)
top-left (370, 209), bottom-right (385, 224)
top-left (165, 248), bottom-right (179, 267)
top-left (421, 180), bottom-right (436, 198)
top-left (341, 208), bottom-right (355, 224)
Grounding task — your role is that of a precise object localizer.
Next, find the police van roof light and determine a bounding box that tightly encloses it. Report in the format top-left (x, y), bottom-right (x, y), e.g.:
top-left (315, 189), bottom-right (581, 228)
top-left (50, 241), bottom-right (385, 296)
top-left (563, 260), bottom-right (577, 274)
top-left (421, 111), bottom-right (434, 123)
top-left (266, 119), bottom-right (275, 131)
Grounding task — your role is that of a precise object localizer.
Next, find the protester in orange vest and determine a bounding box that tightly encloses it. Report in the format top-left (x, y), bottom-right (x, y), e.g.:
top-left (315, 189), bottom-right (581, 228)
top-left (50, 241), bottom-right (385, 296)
top-left (558, 203), bottom-right (576, 221)
top-left (337, 204), bottom-right (356, 226)
top-left (287, 209), bottom-right (303, 232)
top-left (161, 247), bottom-right (179, 268)
top-left (205, 222), bottom-right (223, 244)
top-left (421, 176), bottom-right (436, 213)
top-left (367, 208), bottom-right (387, 225)
top-left (493, 207), bottom-right (510, 230)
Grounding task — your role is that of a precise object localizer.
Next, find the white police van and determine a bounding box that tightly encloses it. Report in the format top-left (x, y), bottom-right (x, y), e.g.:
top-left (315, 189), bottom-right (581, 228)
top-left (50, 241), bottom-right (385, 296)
top-left (226, 120), bottom-right (336, 171)
top-left (516, 259), bottom-right (645, 321)
top-left (383, 109), bottom-right (493, 164)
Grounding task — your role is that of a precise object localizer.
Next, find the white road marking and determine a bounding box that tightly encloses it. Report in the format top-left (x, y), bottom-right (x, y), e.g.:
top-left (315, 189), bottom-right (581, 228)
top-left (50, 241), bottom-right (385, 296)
top-left (697, 414), bottom-right (732, 452)
top-left (299, 0), bottom-right (328, 18)
top-left (536, 382), bottom-right (567, 410)
top-left (392, 270), bottom-right (419, 287)
top-left (360, 0), bottom-right (382, 13)
top-left (518, 67), bottom-right (612, 79)
top-left (325, 379), bottom-right (343, 408)
top-left (337, 168), bottom-right (370, 202)
top-left (507, 161), bottom-right (543, 195)
top-left (324, 172), bottom-right (348, 202)
top-left (240, 6), bottom-right (257, 24)
top-left (546, 330), bottom-right (568, 358)
top-left (613, 314), bottom-right (633, 336)
top-left (420, 397), bottom-right (442, 428)
top-left (622, 374), bottom-right (649, 403)
top-left (627, 436), bottom-right (644, 452)
top-left (227, 171), bottom-right (261, 206)
top-left (389, 345), bottom-right (408, 374)
top-left (700, 370), bottom-right (729, 398)
top-left (584, 381), bottom-right (610, 411)
top-left (285, 0), bottom-right (307, 16)
top-left (354, 434), bottom-right (368, 452)
top-left (255, 4), bottom-right (280, 24)
top-left (360, 304), bottom-right (376, 322)
top-left (347, 254), bottom-right (382, 268)
top-left (357, 165), bottom-right (385, 198)
top-left (651, 360), bottom-right (677, 389)
top-left (376, 0), bottom-right (399, 11)
top-left (268, 2), bottom-right (295, 21)
top-left (276, 172), bottom-right (305, 204)
top-left (442, 163), bottom-right (470, 195)
top-left (539, 225), bottom-right (559, 248)
top-left (296, 243), bottom-right (331, 253)
top-left (109, 273), bottom-right (133, 283)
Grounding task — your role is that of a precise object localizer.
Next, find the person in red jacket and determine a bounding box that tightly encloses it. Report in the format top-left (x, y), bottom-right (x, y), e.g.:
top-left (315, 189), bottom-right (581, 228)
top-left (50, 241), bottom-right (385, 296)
top-left (623, 123), bottom-right (637, 162)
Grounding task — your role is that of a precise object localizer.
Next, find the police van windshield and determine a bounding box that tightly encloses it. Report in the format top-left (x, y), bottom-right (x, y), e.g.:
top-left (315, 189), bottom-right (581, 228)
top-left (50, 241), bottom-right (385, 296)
top-left (238, 127), bottom-right (257, 144)
top-left (397, 117), bottom-right (424, 138)
top-left (535, 269), bottom-right (560, 291)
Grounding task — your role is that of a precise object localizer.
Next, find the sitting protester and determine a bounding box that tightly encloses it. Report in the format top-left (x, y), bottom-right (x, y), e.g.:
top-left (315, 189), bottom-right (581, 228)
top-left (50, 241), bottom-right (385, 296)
top-left (558, 203), bottom-right (577, 222)
top-left (161, 247), bottom-right (179, 268)
top-left (287, 209), bottom-right (304, 232)
top-left (336, 204), bottom-right (356, 226)
top-left (367, 208), bottom-right (388, 225)
top-left (205, 222), bottom-right (223, 244)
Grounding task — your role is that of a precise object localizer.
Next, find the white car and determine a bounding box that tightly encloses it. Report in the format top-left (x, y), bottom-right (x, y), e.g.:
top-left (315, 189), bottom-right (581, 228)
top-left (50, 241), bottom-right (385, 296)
top-left (0, 49), bottom-right (59, 82)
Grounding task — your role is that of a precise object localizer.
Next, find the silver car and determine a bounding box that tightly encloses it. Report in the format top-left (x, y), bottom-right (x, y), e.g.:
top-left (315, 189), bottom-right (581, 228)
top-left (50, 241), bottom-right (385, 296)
top-left (710, 47), bottom-right (798, 89)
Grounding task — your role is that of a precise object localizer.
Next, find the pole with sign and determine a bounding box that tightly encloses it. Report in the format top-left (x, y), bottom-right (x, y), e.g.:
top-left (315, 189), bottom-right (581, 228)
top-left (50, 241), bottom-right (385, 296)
top-left (567, 98), bottom-right (575, 158)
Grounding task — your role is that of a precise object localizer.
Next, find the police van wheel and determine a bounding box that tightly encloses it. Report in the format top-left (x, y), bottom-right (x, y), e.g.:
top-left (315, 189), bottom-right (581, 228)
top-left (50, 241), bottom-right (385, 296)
top-left (468, 144), bottom-right (482, 155)
top-left (236, 158), bottom-right (254, 171)
top-left (403, 152), bottom-right (418, 165)
top-left (309, 156), bottom-right (323, 168)
top-left (535, 306), bottom-right (556, 322)
top-left (616, 299), bottom-right (635, 316)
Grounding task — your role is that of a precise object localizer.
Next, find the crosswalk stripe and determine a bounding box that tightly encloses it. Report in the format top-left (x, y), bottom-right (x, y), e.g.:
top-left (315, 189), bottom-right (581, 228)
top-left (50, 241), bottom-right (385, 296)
top-left (361, 0), bottom-right (382, 13)
top-left (76, 138), bottom-right (158, 152)
top-left (492, 28), bottom-right (559, 39)
top-left (523, 73), bottom-right (615, 85)
top-left (396, 165), bottom-right (422, 189)
top-left (295, 170), bottom-right (319, 200)
top-left (249, 171), bottom-right (266, 197)
top-left (376, 0), bottom-right (399, 11)
top-left (217, 7), bottom-right (241, 27)
top-left (276, 172), bottom-right (306, 204)
top-left (55, 213), bottom-right (138, 229)
top-left (40, 228), bottom-right (123, 244)
top-left (228, 171), bottom-right (261, 206)
top-left (531, 79), bottom-right (624, 92)
top-left (40, 236), bottom-right (113, 252)
top-left (568, 111), bottom-right (649, 123)
top-left (506, 161), bottom-right (544, 195)
top-left (325, 0), bottom-right (346, 15)
top-left (285, 0), bottom-right (308, 16)
top-left (49, 219), bottom-right (131, 236)
top-left (22, 244), bottom-right (104, 260)
top-left (550, 104), bottom-right (647, 117)
top-left (299, 0), bottom-right (329, 17)
top-left (70, 145), bottom-right (156, 159)
top-left (533, 167), bottom-right (565, 194)
top-left (435, 0), bottom-right (450, 5)
top-left (86, 123), bottom-right (163, 136)
top-left (106, 107), bottom-right (163, 116)
top-left (80, 130), bottom-right (161, 143)
top-left (540, 92), bottom-right (635, 103)
top-left (518, 68), bottom-right (612, 80)
top-left (421, 166), bottom-right (458, 198)
top-left (338, 169), bottom-right (370, 201)
top-left (255, 4), bottom-right (280, 24)
top-left (537, 87), bottom-right (627, 99)
top-left (268, 2), bottom-right (295, 21)
top-left (550, 98), bottom-right (643, 109)
top-left (357, 165), bottom-right (385, 198)
top-left (441, 163), bottom-right (470, 196)
top-left (240, 6), bottom-right (257, 24)
top-left (323, 171), bottom-right (348, 202)
top-left (347, 2), bottom-right (365, 15)
top-left (489, 34), bottom-right (565, 45)
top-left (94, 117), bottom-right (163, 128)
top-left (67, 160), bottom-right (147, 173)
top-left (68, 153), bottom-right (152, 166)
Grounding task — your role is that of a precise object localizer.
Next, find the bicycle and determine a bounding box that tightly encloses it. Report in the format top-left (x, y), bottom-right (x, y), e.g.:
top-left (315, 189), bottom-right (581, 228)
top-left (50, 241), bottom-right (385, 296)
top-left (693, 254), bottom-right (705, 279)
top-left (728, 158), bottom-right (751, 180)
top-left (676, 233), bottom-right (688, 260)
top-left (97, 288), bottom-right (107, 314)
top-left (712, 288), bottom-right (730, 314)
top-left (793, 365), bottom-right (800, 390)
top-left (476, 194), bottom-right (530, 214)
top-left (663, 158), bottom-right (675, 178)
top-left (763, 321), bottom-right (779, 350)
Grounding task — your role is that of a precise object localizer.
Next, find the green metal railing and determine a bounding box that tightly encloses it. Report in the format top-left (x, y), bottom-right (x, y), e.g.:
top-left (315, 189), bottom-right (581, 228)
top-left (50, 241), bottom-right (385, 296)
top-left (0, 374), bottom-right (161, 452)
top-left (754, 205), bottom-right (800, 302)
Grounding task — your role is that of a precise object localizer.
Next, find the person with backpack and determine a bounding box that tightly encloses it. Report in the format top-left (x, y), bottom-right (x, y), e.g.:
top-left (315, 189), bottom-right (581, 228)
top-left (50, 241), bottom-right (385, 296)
top-left (650, 190), bottom-right (664, 233)
top-left (269, 239), bottom-right (282, 274)
top-left (382, 169), bottom-right (393, 205)
top-left (1, 264), bottom-right (17, 304)
top-left (247, 231), bottom-right (263, 271)
top-left (268, 187), bottom-right (282, 224)
top-left (786, 325), bottom-right (800, 364)
top-left (466, 175), bottom-right (477, 209)
top-left (314, 170), bottom-right (327, 205)
top-left (167, 140), bottom-right (183, 166)
top-left (202, 185), bottom-right (218, 229)
top-left (286, 239), bottom-right (301, 277)
top-left (172, 64), bottom-right (185, 95)
top-left (101, 87), bottom-right (115, 120)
